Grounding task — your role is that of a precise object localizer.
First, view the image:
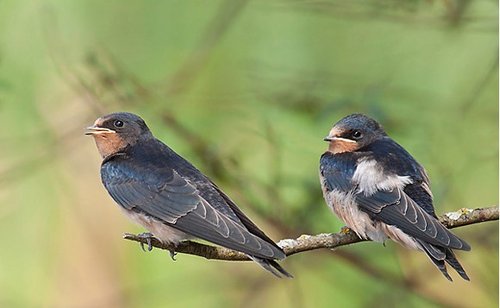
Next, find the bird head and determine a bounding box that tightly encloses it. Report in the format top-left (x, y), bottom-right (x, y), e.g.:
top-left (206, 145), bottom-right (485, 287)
top-left (85, 112), bottom-right (153, 158)
top-left (324, 113), bottom-right (387, 154)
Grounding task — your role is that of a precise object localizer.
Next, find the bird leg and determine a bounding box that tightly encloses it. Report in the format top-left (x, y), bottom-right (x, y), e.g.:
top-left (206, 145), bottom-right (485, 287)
top-left (169, 249), bottom-right (177, 261)
top-left (134, 232), bottom-right (178, 260)
top-left (340, 226), bottom-right (352, 234)
top-left (136, 232), bottom-right (155, 252)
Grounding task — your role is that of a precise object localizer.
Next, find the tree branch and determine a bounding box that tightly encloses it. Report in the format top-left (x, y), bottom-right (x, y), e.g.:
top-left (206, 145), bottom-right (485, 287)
top-left (123, 205), bottom-right (498, 261)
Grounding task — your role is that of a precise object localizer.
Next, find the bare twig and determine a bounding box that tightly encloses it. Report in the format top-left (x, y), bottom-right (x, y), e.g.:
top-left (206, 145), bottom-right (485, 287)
top-left (123, 205), bottom-right (498, 261)
top-left (164, 0), bottom-right (249, 95)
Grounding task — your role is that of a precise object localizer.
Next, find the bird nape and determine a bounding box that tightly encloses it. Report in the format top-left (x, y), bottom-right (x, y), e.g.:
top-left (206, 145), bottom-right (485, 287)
top-left (86, 112), bottom-right (292, 278)
top-left (320, 113), bottom-right (470, 281)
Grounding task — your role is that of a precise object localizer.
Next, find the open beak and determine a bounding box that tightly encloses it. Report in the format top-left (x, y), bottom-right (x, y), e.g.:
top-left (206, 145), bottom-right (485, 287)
top-left (85, 126), bottom-right (116, 136)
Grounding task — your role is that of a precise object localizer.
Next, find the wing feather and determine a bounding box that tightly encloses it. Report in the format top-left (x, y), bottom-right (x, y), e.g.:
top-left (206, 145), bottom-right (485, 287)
top-left (173, 206), bottom-right (279, 258)
top-left (101, 155), bottom-right (284, 259)
top-left (356, 188), bottom-right (470, 250)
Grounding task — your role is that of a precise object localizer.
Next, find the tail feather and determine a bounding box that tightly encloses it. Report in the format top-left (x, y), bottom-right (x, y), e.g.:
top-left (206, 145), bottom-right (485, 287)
top-left (427, 252), bottom-right (453, 281)
top-left (444, 249), bottom-right (470, 281)
top-left (418, 239), bottom-right (446, 260)
top-left (417, 240), bottom-right (469, 281)
top-left (249, 256), bottom-right (293, 278)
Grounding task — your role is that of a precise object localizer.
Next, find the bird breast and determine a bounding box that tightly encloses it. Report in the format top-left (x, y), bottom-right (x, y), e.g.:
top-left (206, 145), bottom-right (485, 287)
top-left (352, 158), bottom-right (413, 196)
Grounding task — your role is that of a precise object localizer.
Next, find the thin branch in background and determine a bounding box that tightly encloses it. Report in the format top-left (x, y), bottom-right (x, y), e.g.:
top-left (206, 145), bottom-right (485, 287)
top-left (124, 205), bottom-right (498, 261)
top-left (0, 117), bottom-right (97, 189)
top-left (460, 51), bottom-right (499, 115)
top-left (40, 6), bottom-right (108, 115)
top-left (165, 0), bottom-right (250, 96)
top-left (269, 0), bottom-right (497, 30)
top-left (264, 119), bottom-right (285, 214)
top-left (159, 113), bottom-right (231, 181)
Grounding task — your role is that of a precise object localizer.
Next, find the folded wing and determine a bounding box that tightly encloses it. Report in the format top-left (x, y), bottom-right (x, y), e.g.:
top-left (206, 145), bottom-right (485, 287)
top-left (356, 188), bottom-right (470, 251)
top-left (101, 157), bottom-right (285, 259)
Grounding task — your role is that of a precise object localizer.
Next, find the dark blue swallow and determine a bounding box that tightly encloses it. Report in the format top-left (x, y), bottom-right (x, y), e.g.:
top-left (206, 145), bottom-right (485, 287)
top-left (319, 113), bottom-right (470, 281)
top-left (86, 112), bottom-right (292, 278)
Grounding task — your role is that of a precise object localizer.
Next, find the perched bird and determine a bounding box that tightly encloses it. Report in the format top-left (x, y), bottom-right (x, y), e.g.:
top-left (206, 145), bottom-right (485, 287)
top-left (319, 113), bottom-right (470, 281)
top-left (86, 112), bottom-right (292, 278)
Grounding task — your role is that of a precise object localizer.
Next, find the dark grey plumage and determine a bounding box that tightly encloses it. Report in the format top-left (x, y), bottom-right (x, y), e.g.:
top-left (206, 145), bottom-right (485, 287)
top-left (320, 113), bottom-right (470, 281)
top-left (88, 112), bottom-right (292, 278)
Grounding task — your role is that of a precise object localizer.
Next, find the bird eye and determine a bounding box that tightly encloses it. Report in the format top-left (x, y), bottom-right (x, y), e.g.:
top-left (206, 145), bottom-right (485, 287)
top-left (352, 130), bottom-right (362, 139)
top-left (114, 120), bottom-right (124, 128)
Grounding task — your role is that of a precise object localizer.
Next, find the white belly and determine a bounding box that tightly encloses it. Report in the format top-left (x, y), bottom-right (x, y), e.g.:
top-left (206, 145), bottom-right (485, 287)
top-left (323, 187), bottom-right (388, 242)
top-left (121, 208), bottom-right (193, 245)
top-left (321, 184), bottom-right (421, 251)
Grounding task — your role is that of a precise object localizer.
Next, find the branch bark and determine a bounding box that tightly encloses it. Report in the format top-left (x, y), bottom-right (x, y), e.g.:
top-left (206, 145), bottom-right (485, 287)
top-left (123, 205), bottom-right (499, 261)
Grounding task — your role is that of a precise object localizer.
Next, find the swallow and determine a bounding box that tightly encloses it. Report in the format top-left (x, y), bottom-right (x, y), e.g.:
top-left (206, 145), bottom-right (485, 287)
top-left (319, 113), bottom-right (470, 281)
top-left (86, 112), bottom-right (292, 278)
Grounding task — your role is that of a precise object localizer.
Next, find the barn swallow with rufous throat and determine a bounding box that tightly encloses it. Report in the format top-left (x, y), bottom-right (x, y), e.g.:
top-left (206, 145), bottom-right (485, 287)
top-left (319, 113), bottom-right (470, 281)
top-left (86, 112), bottom-right (292, 278)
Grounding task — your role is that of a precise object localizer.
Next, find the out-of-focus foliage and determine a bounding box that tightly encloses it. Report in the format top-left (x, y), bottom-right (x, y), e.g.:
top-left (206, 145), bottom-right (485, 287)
top-left (0, 0), bottom-right (497, 307)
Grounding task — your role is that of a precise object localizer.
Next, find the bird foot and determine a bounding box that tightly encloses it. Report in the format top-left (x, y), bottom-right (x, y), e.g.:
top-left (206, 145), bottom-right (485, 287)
top-left (340, 226), bottom-right (351, 234)
top-left (137, 232), bottom-right (155, 252)
top-left (169, 250), bottom-right (177, 261)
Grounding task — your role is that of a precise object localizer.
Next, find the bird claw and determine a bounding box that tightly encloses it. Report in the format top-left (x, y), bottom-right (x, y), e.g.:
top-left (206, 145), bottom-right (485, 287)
top-left (134, 233), bottom-right (178, 261)
top-left (340, 226), bottom-right (351, 234)
top-left (169, 250), bottom-right (177, 261)
top-left (137, 232), bottom-right (155, 252)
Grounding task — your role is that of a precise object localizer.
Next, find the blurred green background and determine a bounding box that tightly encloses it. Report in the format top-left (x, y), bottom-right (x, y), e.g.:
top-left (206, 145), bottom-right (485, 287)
top-left (0, 1), bottom-right (497, 307)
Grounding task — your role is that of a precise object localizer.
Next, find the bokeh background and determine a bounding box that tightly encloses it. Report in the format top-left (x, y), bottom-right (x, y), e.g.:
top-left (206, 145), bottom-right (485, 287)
top-left (0, 1), bottom-right (498, 307)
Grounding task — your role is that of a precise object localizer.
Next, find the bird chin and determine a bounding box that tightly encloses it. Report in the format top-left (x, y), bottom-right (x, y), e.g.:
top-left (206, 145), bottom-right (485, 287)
top-left (328, 139), bottom-right (358, 154)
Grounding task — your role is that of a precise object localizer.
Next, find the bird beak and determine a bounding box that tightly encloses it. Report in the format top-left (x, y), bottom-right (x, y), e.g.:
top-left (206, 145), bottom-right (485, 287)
top-left (323, 136), bottom-right (356, 143)
top-left (85, 126), bottom-right (116, 136)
